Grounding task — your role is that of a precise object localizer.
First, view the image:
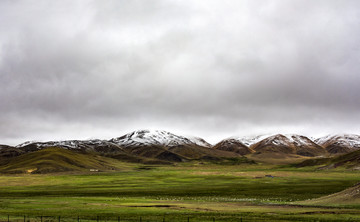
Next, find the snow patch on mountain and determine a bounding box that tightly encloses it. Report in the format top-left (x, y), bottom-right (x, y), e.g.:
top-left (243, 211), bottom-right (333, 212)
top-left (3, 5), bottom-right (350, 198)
top-left (240, 134), bottom-right (318, 148)
top-left (315, 134), bottom-right (360, 148)
top-left (110, 130), bottom-right (210, 147)
top-left (234, 135), bottom-right (271, 146)
top-left (16, 139), bottom-right (108, 149)
top-left (187, 136), bottom-right (212, 147)
top-left (263, 134), bottom-right (291, 146)
top-left (284, 134), bottom-right (317, 147)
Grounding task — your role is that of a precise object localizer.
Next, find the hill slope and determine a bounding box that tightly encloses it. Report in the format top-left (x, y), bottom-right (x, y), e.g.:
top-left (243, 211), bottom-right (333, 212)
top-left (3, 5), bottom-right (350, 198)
top-left (0, 147), bottom-right (129, 174)
top-left (6, 130), bottom-right (241, 166)
top-left (0, 145), bottom-right (24, 158)
top-left (251, 134), bottom-right (326, 157)
top-left (296, 149), bottom-right (360, 170)
top-left (110, 130), bottom-right (211, 148)
top-left (213, 139), bottom-right (253, 155)
top-left (110, 130), bottom-right (238, 160)
top-left (315, 134), bottom-right (360, 154)
top-left (301, 182), bottom-right (360, 205)
top-left (7, 131), bottom-right (360, 168)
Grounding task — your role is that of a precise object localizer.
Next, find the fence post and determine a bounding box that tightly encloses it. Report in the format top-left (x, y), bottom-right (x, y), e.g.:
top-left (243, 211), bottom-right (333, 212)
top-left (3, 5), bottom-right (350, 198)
top-left (24, 215), bottom-right (25, 222)
top-left (7, 215), bottom-right (9, 222)
top-left (213, 217), bottom-right (215, 222)
top-left (58, 216), bottom-right (61, 222)
top-left (41, 216), bottom-right (43, 222)
top-left (78, 216), bottom-right (80, 222)
top-left (139, 216), bottom-right (142, 222)
top-left (240, 217), bottom-right (242, 222)
top-left (97, 216), bottom-right (99, 222)
top-left (187, 216), bottom-right (189, 222)
top-left (118, 216), bottom-right (120, 222)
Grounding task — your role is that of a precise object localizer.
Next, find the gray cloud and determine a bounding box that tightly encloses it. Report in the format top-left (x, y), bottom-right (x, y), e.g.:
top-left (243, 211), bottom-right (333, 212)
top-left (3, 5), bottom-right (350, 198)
top-left (1, 0), bottom-right (360, 145)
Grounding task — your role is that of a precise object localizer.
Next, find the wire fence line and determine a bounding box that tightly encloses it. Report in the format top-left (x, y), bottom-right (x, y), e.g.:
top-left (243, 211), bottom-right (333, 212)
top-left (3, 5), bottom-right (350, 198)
top-left (3, 215), bottom-right (360, 222)
top-left (0, 215), bottom-right (248, 222)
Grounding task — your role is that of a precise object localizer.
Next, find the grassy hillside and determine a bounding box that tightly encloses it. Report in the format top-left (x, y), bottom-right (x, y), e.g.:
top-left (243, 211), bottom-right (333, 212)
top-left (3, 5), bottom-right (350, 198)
top-left (0, 147), bottom-right (133, 174)
top-left (0, 164), bottom-right (360, 221)
top-left (300, 182), bottom-right (360, 205)
top-left (295, 149), bottom-right (360, 170)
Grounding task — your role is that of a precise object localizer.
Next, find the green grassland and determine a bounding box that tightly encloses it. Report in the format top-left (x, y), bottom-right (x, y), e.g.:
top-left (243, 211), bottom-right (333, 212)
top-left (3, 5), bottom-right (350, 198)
top-left (1, 162), bottom-right (360, 221)
top-left (0, 148), bottom-right (135, 174)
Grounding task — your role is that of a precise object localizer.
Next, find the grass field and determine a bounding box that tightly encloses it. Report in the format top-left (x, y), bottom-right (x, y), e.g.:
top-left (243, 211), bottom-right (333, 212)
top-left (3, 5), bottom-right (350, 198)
top-left (0, 163), bottom-right (360, 221)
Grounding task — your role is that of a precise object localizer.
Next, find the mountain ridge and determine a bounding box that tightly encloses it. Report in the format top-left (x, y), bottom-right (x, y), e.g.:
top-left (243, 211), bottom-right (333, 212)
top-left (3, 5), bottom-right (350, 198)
top-left (2, 131), bottom-right (360, 164)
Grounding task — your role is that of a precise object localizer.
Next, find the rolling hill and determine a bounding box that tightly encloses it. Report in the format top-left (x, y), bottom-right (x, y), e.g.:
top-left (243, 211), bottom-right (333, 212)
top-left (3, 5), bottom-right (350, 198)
top-left (300, 182), bottom-right (360, 205)
top-left (213, 139), bottom-right (253, 155)
top-left (315, 134), bottom-right (360, 154)
top-left (0, 147), bottom-right (129, 174)
top-left (0, 130), bottom-right (244, 173)
top-left (2, 131), bottom-right (360, 173)
top-left (250, 134), bottom-right (326, 157)
top-left (295, 149), bottom-right (360, 170)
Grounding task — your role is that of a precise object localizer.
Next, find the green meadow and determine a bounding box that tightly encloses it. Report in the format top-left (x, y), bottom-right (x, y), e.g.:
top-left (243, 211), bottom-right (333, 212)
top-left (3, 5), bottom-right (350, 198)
top-left (0, 163), bottom-right (360, 221)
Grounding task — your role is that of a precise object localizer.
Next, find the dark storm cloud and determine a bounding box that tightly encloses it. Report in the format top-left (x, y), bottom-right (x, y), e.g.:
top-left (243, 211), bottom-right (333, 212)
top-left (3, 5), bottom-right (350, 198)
top-left (1, 0), bottom-right (360, 144)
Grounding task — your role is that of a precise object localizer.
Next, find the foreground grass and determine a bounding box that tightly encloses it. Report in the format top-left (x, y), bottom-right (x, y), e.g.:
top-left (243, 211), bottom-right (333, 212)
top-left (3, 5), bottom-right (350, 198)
top-left (0, 164), bottom-right (360, 221)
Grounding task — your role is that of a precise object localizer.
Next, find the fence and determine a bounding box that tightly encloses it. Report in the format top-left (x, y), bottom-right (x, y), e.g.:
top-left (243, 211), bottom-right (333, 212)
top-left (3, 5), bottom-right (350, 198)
top-left (0, 215), bottom-right (247, 222)
top-left (3, 215), bottom-right (360, 222)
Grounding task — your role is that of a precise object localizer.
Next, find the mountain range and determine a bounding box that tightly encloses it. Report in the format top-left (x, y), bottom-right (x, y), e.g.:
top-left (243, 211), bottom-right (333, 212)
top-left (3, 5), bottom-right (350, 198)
top-left (1, 130), bottom-right (360, 173)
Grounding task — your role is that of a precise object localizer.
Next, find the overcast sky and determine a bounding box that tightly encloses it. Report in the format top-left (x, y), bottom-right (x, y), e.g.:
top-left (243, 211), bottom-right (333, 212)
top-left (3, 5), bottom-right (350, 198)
top-left (1, 0), bottom-right (360, 145)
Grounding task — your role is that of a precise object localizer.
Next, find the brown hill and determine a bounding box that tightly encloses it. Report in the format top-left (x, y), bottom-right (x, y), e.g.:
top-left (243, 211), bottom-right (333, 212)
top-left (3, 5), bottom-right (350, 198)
top-left (315, 134), bottom-right (360, 154)
top-left (296, 149), bottom-right (360, 170)
top-left (123, 145), bottom-right (186, 162)
top-left (213, 139), bottom-right (253, 155)
top-left (251, 134), bottom-right (295, 154)
top-left (251, 134), bottom-right (326, 158)
top-left (301, 182), bottom-right (360, 205)
top-left (0, 147), bottom-right (128, 174)
top-left (123, 143), bottom-right (240, 162)
top-left (168, 144), bottom-right (240, 160)
top-left (0, 145), bottom-right (24, 158)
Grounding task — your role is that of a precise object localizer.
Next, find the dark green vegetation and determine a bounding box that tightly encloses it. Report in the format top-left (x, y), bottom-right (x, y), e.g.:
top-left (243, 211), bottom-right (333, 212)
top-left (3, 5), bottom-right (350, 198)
top-left (1, 162), bottom-right (360, 221)
top-left (295, 149), bottom-right (360, 170)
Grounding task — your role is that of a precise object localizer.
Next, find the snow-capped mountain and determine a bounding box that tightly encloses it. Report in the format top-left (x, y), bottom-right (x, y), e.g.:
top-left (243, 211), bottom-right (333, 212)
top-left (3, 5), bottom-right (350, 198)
top-left (227, 134), bottom-right (318, 148)
top-left (15, 139), bottom-right (124, 154)
top-left (213, 138), bottom-right (253, 155)
top-left (16, 139), bottom-right (108, 149)
top-left (235, 135), bottom-right (272, 147)
top-left (251, 134), bottom-right (326, 157)
top-left (213, 134), bottom-right (326, 157)
top-left (110, 130), bottom-right (211, 148)
top-left (285, 134), bottom-right (319, 147)
top-left (315, 134), bottom-right (360, 154)
top-left (251, 134), bottom-right (295, 154)
top-left (8, 132), bottom-right (360, 162)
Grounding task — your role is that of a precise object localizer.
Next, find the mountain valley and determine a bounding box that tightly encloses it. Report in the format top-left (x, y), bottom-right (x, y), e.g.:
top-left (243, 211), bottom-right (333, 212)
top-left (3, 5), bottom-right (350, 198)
top-left (1, 130), bottom-right (360, 174)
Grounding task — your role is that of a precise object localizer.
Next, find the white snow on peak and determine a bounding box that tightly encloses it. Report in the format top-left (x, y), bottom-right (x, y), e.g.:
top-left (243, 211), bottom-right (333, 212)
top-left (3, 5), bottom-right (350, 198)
top-left (284, 134), bottom-right (316, 146)
top-left (111, 130), bottom-right (210, 147)
top-left (234, 134), bottom-right (271, 146)
top-left (315, 134), bottom-right (360, 148)
top-left (315, 135), bottom-right (334, 145)
top-left (264, 134), bottom-right (291, 146)
top-left (16, 141), bottom-right (34, 147)
top-left (235, 134), bottom-right (316, 147)
top-left (187, 136), bottom-right (212, 147)
top-left (16, 139), bottom-right (108, 149)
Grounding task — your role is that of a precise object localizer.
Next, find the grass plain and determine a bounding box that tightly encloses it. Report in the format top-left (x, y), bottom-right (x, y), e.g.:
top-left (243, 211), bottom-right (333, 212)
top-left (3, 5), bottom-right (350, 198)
top-left (0, 162), bottom-right (360, 221)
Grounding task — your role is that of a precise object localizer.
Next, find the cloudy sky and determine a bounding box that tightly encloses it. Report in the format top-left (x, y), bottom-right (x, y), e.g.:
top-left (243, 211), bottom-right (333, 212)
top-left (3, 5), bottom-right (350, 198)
top-left (1, 0), bottom-right (360, 145)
